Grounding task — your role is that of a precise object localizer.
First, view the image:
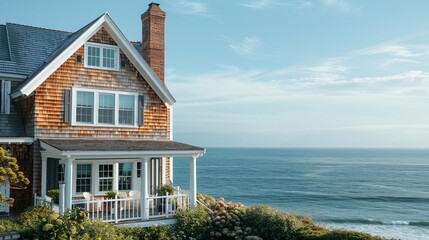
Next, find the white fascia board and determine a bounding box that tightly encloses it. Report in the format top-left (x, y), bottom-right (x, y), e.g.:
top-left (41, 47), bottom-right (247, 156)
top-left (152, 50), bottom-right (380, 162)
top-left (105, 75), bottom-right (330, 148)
top-left (13, 15), bottom-right (106, 98)
top-left (58, 150), bottom-right (205, 159)
top-left (0, 137), bottom-right (34, 144)
top-left (0, 73), bottom-right (27, 80)
top-left (102, 15), bottom-right (176, 107)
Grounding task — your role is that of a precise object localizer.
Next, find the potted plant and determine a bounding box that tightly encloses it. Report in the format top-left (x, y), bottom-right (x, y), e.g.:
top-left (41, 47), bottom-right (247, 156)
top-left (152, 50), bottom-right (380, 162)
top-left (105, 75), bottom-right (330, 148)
top-left (105, 191), bottom-right (117, 200)
top-left (47, 189), bottom-right (60, 204)
top-left (156, 184), bottom-right (176, 213)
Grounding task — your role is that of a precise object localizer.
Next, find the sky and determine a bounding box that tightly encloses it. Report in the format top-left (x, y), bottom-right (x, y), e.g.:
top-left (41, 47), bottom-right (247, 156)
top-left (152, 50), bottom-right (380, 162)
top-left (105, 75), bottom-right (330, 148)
top-left (2, 0), bottom-right (429, 148)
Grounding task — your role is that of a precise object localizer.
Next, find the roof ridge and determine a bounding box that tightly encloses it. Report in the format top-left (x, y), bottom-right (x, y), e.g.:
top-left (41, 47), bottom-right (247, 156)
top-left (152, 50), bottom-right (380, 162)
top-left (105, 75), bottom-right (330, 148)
top-left (6, 22), bottom-right (71, 33)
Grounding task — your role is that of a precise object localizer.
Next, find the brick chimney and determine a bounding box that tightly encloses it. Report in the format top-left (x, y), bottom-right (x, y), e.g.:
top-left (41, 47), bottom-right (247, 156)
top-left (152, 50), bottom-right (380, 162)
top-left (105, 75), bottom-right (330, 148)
top-left (141, 2), bottom-right (166, 83)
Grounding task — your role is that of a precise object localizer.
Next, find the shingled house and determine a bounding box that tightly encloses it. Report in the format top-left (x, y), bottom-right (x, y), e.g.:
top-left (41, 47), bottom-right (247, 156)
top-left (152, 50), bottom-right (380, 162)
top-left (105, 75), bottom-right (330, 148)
top-left (0, 3), bottom-right (204, 225)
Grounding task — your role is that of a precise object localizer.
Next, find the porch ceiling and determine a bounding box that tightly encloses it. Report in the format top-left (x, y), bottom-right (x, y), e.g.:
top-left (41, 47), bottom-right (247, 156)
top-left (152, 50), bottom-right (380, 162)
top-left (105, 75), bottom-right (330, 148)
top-left (40, 139), bottom-right (205, 158)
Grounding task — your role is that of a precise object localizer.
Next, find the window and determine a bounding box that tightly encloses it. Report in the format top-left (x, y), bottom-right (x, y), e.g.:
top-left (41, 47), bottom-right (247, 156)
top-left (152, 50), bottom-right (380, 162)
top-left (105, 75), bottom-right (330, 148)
top-left (72, 88), bottom-right (139, 127)
top-left (119, 95), bottom-right (135, 125)
top-left (58, 164), bottom-right (65, 183)
top-left (76, 91), bottom-right (94, 123)
top-left (119, 163), bottom-right (132, 190)
top-left (1, 80), bottom-right (11, 114)
top-left (76, 164), bottom-right (91, 193)
top-left (137, 162), bottom-right (141, 178)
top-left (85, 43), bottom-right (119, 70)
top-left (99, 164), bottom-right (113, 192)
top-left (98, 93), bottom-right (115, 124)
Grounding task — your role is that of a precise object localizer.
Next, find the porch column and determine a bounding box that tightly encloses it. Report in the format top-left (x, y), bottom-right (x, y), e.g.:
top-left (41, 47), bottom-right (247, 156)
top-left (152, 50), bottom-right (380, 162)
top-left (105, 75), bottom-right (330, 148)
top-left (190, 156), bottom-right (197, 209)
top-left (141, 158), bottom-right (149, 220)
top-left (41, 153), bottom-right (47, 197)
top-left (65, 157), bottom-right (74, 210)
top-left (161, 157), bottom-right (166, 185)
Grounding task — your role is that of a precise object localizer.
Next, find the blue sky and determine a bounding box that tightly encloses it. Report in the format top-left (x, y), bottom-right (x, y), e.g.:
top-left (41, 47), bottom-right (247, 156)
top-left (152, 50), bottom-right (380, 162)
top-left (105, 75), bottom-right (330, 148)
top-left (3, 0), bottom-right (429, 147)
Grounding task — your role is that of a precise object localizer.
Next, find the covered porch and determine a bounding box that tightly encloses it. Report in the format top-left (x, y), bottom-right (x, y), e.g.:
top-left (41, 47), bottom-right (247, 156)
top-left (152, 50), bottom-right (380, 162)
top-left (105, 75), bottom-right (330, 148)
top-left (37, 139), bottom-right (205, 224)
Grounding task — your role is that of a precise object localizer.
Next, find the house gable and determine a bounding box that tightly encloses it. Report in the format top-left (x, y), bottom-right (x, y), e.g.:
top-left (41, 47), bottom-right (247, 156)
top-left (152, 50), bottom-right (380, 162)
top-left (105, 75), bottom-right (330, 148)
top-left (33, 27), bottom-right (171, 139)
top-left (11, 13), bottom-right (175, 107)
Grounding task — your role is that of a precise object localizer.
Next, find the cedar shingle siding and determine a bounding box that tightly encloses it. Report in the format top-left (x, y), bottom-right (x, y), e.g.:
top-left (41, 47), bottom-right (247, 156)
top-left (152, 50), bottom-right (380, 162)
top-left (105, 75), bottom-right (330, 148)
top-left (34, 28), bottom-right (170, 140)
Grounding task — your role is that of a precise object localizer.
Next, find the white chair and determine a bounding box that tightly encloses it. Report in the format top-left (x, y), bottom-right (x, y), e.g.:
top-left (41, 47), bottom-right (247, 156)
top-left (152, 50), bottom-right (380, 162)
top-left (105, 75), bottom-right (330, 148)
top-left (83, 192), bottom-right (103, 212)
top-left (128, 190), bottom-right (141, 210)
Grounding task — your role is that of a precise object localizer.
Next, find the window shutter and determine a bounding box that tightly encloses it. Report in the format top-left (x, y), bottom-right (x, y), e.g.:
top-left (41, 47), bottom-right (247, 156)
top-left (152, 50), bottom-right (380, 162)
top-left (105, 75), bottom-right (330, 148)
top-left (63, 89), bottom-right (71, 123)
top-left (138, 95), bottom-right (144, 126)
top-left (1, 80), bottom-right (11, 114)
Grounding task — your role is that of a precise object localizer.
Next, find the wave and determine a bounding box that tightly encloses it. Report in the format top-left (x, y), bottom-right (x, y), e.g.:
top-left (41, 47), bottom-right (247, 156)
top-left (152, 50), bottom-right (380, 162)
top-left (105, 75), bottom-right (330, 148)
top-left (321, 218), bottom-right (429, 227)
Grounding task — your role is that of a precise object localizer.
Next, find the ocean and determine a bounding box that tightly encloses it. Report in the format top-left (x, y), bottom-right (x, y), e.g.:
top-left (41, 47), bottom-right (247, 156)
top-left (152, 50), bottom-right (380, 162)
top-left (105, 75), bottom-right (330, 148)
top-left (173, 148), bottom-right (429, 240)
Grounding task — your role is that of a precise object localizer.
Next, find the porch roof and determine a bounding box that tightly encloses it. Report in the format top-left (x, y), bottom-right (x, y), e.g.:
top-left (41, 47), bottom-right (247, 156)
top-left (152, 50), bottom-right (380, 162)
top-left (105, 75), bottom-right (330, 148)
top-left (40, 139), bottom-right (205, 158)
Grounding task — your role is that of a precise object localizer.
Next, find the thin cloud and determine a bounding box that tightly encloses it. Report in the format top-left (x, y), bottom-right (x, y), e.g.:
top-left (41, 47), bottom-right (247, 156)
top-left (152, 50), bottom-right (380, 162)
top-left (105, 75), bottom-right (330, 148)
top-left (358, 44), bottom-right (420, 58)
top-left (227, 36), bottom-right (260, 55)
top-left (241, 0), bottom-right (313, 9)
top-left (173, 0), bottom-right (208, 16)
top-left (322, 0), bottom-right (352, 13)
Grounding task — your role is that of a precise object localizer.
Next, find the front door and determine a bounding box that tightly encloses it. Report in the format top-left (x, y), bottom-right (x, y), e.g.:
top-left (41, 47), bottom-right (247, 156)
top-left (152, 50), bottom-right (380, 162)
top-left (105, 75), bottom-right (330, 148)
top-left (0, 183), bottom-right (9, 215)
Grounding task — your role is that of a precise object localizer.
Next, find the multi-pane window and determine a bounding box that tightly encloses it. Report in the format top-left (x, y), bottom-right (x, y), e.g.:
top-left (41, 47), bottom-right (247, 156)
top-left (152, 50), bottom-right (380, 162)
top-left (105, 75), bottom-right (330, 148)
top-left (99, 164), bottom-right (113, 192)
top-left (119, 163), bottom-right (132, 190)
top-left (87, 46), bottom-right (101, 67)
top-left (98, 93), bottom-right (115, 124)
top-left (76, 164), bottom-right (91, 193)
top-left (119, 95), bottom-right (135, 125)
top-left (72, 88), bottom-right (138, 127)
top-left (58, 164), bottom-right (65, 183)
top-left (85, 43), bottom-right (118, 70)
top-left (76, 91), bottom-right (94, 123)
top-left (137, 162), bottom-right (141, 178)
top-left (103, 48), bottom-right (116, 69)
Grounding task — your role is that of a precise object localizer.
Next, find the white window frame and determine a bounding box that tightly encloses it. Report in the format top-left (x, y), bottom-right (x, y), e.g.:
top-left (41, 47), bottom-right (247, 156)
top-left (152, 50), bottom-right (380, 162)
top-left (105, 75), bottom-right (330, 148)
top-left (84, 42), bottom-right (120, 71)
top-left (71, 87), bottom-right (139, 127)
top-left (1, 80), bottom-right (11, 114)
top-left (67, 159), bottom-right (139, 196)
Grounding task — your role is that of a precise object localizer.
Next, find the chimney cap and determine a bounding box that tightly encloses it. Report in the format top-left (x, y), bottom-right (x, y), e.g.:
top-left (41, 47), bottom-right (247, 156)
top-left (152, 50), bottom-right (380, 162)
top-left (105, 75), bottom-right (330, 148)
top-left (148, 2), bottom-right (160, 7)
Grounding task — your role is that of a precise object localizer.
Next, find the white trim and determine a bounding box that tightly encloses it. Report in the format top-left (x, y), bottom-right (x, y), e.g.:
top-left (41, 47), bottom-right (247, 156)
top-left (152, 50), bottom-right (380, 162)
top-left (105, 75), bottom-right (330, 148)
top-left (11, 13), bottom-right (176, 107)
top-left (40, 141), bottom-right (205, 158)
top-left (84, 42), bottom-right (120, 71)
top-left (0, 137), bottom-right (34, 144)
top-left (71, 87), bottom-right (139, 127)
top-left (0, 73), bottom-right (26, 80)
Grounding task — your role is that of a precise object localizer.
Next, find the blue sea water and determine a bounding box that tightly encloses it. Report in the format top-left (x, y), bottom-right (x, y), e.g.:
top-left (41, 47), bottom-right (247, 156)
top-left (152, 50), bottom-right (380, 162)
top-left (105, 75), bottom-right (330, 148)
top-left (174, 148), bottom-right (429, 240)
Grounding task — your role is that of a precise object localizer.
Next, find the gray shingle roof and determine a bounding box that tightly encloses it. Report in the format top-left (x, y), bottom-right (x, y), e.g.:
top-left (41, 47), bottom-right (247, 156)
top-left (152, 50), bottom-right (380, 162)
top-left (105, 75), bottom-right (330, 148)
top-left (40, 139), bottom-right (205, 152)
top-left (13, 14), bottom-right (104, 93)
top-left (0, 23), bottom-right (71, 76)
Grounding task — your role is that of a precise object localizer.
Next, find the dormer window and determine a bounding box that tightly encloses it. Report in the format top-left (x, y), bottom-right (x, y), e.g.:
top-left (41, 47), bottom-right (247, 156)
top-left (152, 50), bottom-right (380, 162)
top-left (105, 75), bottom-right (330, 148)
top-left (84, 43), bottom-right (119, 71)
top-left (70, 87), bottom-right (142, 127)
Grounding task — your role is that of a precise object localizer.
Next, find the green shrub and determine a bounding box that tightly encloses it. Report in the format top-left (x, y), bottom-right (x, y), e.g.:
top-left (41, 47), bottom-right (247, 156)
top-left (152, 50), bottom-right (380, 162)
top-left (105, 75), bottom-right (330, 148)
top-left (157, 184), bottom-right (175, 196)
top-left (298, 226), bottom-right (386, 240)
top-left (47, 189), bottom-right (59, 204)
top-left (242, 205), bottom-right (306, 240)
top-left (105, 191), bottom-right (117, 199)
top-left (173, 206), bottom-right (208, 239)
top-left (0, 219), bottom-right (22, 233)
top-left (116, 225), bottom-right (171, 240)
top-left (79, 220), bottom-right (122, 240)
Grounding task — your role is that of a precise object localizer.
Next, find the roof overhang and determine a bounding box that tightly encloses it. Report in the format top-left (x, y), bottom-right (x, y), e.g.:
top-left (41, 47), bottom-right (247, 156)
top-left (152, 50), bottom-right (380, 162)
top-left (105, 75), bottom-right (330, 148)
top-left (0, 137), bottom-right (34, 144)
top-left (40, 139), bottom-right (205, 159)
top-left (10, 13), bottom-right (175, 107)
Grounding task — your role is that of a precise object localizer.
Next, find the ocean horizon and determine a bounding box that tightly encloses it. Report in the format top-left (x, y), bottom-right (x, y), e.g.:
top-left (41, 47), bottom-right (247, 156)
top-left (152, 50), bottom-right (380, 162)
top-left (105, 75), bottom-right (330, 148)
top-left (174, 147), bottom-right (429, 240)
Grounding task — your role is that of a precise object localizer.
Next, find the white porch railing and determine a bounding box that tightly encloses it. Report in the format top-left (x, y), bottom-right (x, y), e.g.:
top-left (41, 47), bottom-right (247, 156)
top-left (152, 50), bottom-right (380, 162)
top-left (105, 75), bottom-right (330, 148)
top-left (35, 191), bottom-right (191, 224)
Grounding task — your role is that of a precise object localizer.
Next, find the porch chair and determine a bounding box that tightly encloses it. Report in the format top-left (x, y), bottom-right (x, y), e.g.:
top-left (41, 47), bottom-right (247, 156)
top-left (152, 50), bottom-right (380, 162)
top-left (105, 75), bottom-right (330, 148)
top-left (128, 190), bottom-right (141, 210)
top-left (83, 192), bottom-right (103, 212)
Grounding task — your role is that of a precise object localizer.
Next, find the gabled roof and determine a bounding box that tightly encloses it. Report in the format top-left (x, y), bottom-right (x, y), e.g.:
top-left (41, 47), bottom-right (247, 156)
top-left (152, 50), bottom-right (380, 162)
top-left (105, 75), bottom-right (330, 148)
top-left (0, 23), bottom-right (70, 76)
top-left (8, 13), bottom-right (175, 107)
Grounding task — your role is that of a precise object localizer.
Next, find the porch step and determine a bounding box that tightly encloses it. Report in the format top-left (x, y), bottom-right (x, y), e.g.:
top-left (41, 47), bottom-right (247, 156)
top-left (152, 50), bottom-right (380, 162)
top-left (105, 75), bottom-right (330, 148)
top-left (114, 217), bottom-right (176, 228)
